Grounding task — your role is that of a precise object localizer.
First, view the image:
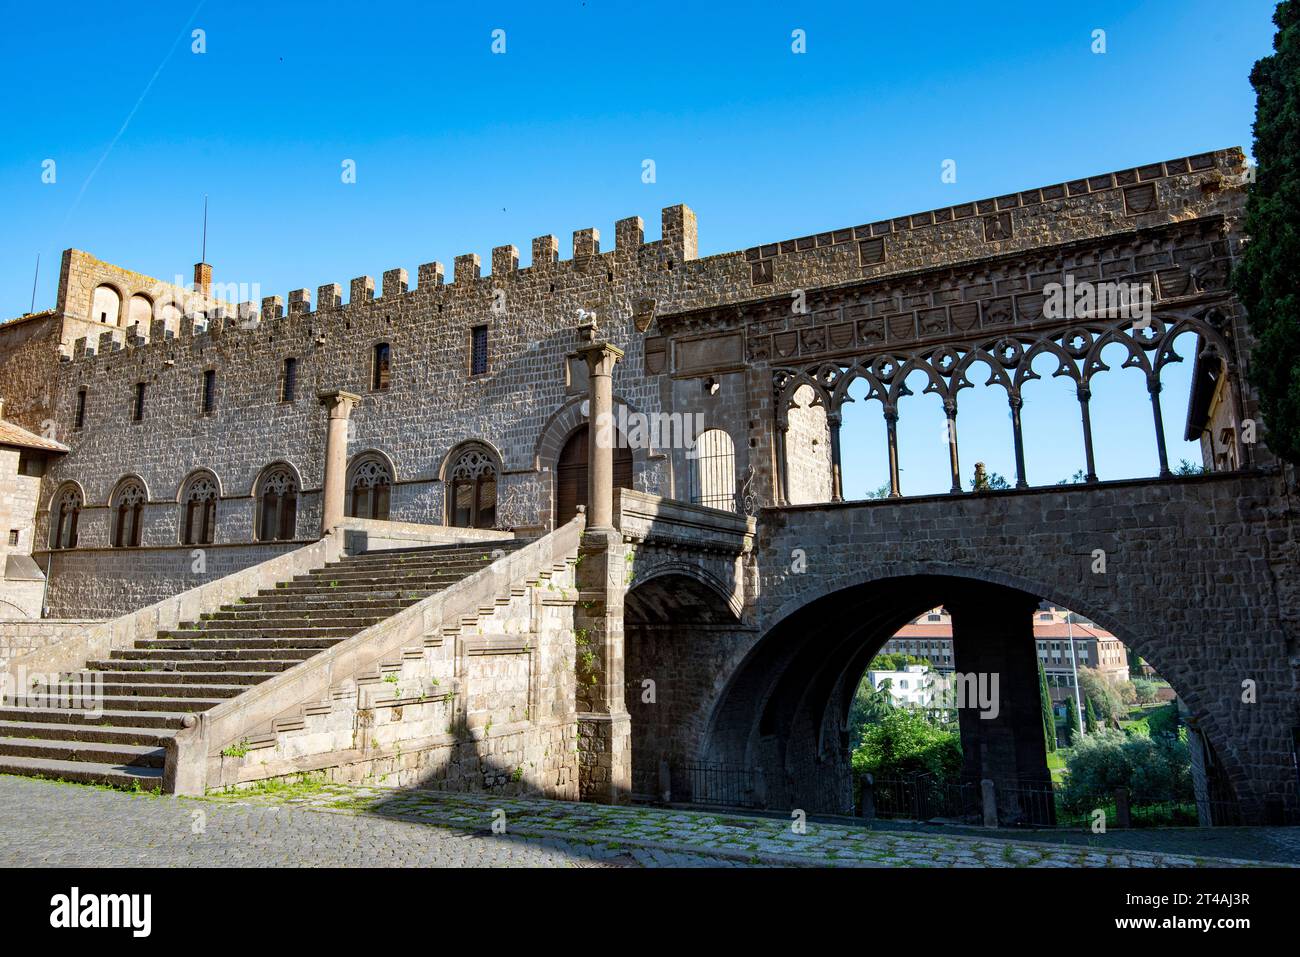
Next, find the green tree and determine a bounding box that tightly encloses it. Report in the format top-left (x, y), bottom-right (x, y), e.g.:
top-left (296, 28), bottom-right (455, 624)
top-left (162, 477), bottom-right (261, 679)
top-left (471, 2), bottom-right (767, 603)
top-left (1233, 1), bottom-right (1300, 464)
top-left (1084, 696), bottom-right (1100, 733)
top-left (1060, 729), bottom-right (1193, 813)
top-left (1078, 666), bottom-right (1128, 724)
top-left (851, 707), bottom-right (962, 783)
top-left (1038, 660), bottom-right (1056, 753)
top-left (847, 677), bottom-right (895, 751)
top-left (1065, 695), bottom-right (1081, 743)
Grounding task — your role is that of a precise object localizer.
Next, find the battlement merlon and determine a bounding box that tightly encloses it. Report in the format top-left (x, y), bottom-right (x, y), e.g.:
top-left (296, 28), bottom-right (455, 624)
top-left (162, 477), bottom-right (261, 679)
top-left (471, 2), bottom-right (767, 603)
top-left (46, 147), bottom-right (1246, 367)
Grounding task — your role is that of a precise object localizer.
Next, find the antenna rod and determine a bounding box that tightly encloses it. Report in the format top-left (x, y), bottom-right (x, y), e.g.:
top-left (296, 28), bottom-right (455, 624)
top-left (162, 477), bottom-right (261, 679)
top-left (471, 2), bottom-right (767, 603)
top-left (201, 194), bottom-right (208, 263)
top-left (30, 253), bottom-right (40, 313)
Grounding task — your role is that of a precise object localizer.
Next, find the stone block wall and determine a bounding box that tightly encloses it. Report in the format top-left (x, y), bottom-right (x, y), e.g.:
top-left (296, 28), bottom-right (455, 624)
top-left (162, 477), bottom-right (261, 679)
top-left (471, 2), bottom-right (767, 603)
top-left (209, 562), bottom-right (582, 800)
top-left (0, 148), bottom-right (1254, 624)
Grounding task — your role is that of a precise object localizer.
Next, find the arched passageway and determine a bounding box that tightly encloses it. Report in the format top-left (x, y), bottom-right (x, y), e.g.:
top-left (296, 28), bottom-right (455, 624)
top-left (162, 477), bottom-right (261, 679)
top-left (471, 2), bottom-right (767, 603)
top-left (624, 571), bottom-right (746, 802)
top-left (699, 574), bottom-right (1240, 823)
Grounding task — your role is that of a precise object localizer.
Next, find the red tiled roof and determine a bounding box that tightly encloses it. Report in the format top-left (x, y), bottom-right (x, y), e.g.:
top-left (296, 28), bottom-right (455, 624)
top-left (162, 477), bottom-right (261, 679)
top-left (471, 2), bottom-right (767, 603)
top-left (0, 419), bottom-right (69, 454)
top-left (892, 620), bottom-right (1117, 640)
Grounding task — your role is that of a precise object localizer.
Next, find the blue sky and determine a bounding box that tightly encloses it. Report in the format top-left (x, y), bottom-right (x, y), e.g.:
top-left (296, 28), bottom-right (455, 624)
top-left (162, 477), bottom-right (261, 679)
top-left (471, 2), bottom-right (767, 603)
top-left (0, 0), bottom-right (1279, 494)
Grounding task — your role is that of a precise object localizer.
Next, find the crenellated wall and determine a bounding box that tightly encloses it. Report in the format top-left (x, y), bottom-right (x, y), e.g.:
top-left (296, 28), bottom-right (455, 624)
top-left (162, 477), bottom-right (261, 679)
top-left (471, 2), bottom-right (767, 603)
top-left (0, 148), bottom-right (1252, 620)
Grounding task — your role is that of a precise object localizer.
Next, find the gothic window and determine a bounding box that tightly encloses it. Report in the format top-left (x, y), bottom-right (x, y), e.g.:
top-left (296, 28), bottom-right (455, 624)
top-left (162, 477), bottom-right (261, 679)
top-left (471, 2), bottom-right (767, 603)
top-left (111, 480), bottom-right (146, 548)
top-left (50, 486), bottom-right (83, 550)
top-left (688, 428), bottom-right (737, 511)
top-left (180, 472), bottom-right (219, 545)
top-left (447, 444), bottom-right (498, 529)
top-left (347, 456), bottom-right (392, 521)
top-left (256, 466), bottom-right (298, 542)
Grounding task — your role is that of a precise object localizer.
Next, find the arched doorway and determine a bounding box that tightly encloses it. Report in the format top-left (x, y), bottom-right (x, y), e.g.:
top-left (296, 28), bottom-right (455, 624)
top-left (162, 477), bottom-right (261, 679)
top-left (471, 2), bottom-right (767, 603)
top-left (554, 425), bottom-right (633, 526)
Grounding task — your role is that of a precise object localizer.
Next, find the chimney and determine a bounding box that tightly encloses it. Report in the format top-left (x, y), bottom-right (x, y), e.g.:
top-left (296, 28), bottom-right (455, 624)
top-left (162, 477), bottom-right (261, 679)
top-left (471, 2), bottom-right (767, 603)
top-left (194, 262), bottom-right (212, 296)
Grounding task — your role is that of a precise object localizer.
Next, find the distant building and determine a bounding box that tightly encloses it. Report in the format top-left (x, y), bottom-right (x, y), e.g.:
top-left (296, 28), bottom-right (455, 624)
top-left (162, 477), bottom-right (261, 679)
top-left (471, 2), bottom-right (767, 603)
top-left (865, 663), bottom-right (945, 708)
top-left (879, 604), bottom-right (1131, 714)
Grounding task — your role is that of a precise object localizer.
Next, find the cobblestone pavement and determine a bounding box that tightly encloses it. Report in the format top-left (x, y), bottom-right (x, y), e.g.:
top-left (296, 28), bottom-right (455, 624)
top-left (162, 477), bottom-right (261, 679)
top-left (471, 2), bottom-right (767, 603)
top-left (0, 776), bottom-right (736, 867)
top-left (1, 774), bottom-right (1290, 867)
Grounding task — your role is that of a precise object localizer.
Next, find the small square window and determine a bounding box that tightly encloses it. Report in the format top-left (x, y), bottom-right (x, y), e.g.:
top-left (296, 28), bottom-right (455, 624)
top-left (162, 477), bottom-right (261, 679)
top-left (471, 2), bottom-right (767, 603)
top-left (7, 530), bottom-right (18, 546)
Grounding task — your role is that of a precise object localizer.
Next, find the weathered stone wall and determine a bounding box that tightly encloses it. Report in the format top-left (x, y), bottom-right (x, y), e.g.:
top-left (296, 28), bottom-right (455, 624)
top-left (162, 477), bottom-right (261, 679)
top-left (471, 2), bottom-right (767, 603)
top-left (210, 562), bottom-right (582, 799)
top-left (0, 312), bottom-right (64, 435)
top-left (721, 471), bottom-right (1300, 819)
top-left (13, 149), bottom-right (1248, 618)
top-left (0, 619), bottom-right (104, 667)
top-left (42, 541), bottom-right (304, 618)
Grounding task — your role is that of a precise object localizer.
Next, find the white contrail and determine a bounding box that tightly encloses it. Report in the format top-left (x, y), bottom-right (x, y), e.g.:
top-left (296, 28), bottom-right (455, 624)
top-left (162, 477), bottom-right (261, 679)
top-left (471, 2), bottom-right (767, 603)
top-left (62, 0), bottom-right (207, 225)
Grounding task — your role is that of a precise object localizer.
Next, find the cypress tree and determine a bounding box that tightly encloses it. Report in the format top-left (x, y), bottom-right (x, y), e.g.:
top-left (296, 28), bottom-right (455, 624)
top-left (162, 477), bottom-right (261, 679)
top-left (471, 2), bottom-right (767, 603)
top-left (1084, 696), bottom-right (1100, 733)
top-left (1065, 696), bottom-right (1081, 743)
top-left (1038, 660), bottom-right (1056, 752)
top-left (1234, 1), bottom-right (1300, 464)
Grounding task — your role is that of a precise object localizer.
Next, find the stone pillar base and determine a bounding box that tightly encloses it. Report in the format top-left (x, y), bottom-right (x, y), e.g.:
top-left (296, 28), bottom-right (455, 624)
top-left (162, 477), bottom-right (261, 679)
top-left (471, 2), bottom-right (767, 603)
top-left (577, 711), bottom-right (632, 804)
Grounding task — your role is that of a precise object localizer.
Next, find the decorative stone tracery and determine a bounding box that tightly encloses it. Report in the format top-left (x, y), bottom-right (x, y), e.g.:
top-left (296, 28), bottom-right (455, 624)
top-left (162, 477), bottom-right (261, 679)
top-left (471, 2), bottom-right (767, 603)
top-left (771, 306), bottom-right (1242, 499)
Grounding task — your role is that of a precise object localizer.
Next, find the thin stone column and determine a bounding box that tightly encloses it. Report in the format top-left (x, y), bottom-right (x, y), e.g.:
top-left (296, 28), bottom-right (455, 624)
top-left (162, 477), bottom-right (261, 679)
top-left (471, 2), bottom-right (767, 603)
top-left (1078, 384), bottom-right (1099, 483)
top-left (1148, 376), bottom-right (1172, 477)
top-left (827, 411), bottom-right (844, 502)
top-left (884, 407), bottom-right (902, 497)
top-left (574, 338), bottom-right (631, 804)
top-left (1008, 393), bottom-right (1028, 488)
top-left (943, 401), bottom-right (961, 494)
top-left (317, 390), bottom-right (360, 537)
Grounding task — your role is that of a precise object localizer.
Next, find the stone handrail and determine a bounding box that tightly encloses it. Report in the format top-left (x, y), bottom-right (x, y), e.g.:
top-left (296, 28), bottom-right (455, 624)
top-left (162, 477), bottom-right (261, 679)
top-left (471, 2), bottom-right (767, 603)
top-left (166, 513), bottom-right (586, 794)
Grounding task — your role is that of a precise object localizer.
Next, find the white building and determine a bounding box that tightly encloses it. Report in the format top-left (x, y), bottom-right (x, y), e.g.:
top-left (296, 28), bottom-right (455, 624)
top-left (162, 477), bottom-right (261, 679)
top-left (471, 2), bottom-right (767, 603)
top-left (866, 664), bottom-right (947, 708)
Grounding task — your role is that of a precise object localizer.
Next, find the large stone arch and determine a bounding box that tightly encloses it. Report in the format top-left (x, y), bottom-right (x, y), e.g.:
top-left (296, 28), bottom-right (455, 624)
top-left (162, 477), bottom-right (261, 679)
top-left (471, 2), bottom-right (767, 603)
top-left (703, 566), bottom-right (1251, 817)
top-left (624, 570), bottom-right (750, 802)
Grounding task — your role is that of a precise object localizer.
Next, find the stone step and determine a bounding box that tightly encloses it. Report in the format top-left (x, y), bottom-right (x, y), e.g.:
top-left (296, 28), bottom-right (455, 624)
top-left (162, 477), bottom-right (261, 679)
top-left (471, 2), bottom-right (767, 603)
top-left (255, 583), bottom-right (448, 598)
top-left (52, 679), bottom-right (248, 699)
top-left (0, 735), bottom-right (165, 768)
top-left (6, 694), bottom-right (226, 713)
top-left (310, 560), bottom-right (495, 577)
top-left (0, 706), bottom-right (191, 730)
top-left (74, 670), bottom-right (277, 687)
top-left (0, 753), bottom-right (164, 788)
top-left (111, 646), bottom-right (320, 663)
top-left (184, 615), bottom-right (388, 631)
top-left (157, 625), bottom-right (358, 640)
top-left (135, 636), bottom-right (343, 652)
top-left (336, 543), bottom-right (520, 564)
top-left (284, 574), bottom-right (469, 590)
top-left (92, 657), bottom-right (296, 674)
top-left (0, 720), bottom-right (175, 747)
top-left (205, 604), bottom-right (410, 621)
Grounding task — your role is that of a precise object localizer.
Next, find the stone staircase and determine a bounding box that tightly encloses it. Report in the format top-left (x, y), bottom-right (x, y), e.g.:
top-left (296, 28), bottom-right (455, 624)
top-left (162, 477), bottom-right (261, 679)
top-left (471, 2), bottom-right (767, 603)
top-left (0, 540), bottom-right (523, 788)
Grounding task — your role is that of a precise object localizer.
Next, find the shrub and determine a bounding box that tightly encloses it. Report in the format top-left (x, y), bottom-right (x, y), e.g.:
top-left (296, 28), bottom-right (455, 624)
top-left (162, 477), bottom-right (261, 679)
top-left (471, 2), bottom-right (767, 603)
top-left (851, 707), bottom-right (962, 783)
